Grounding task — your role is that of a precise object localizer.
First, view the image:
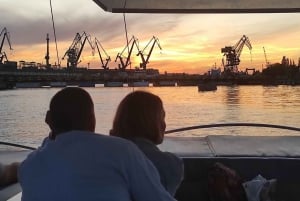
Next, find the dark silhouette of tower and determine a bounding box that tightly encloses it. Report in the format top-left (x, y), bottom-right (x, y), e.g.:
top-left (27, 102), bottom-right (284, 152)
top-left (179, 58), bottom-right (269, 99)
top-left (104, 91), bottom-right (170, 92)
top-left (45, 33), bottom-right (50, 68)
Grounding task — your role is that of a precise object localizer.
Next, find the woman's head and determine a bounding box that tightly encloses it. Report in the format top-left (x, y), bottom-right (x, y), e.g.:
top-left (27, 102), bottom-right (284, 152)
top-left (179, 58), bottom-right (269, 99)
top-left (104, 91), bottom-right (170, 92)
top-left (110, 91), bottom-right (166, 144)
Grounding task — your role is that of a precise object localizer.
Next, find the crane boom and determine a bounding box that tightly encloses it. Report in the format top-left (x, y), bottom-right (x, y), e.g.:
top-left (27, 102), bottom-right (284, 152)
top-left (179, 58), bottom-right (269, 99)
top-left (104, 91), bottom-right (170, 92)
top-left (93, 37), bottom-right (110, 69)
top-left (263, 46), bottom-right (269, 67)
top-left (0, 27), bottom-right (13, 64)
top-left (234, 35), bottom-right (252, 60)
top-left (221, 35), bottom-right (252, 73)
top-left (62, 32), bottom-right (94, 69)
top-left (115, 36), bottom-right (139, 70)
top-left (137, 36), bottom-right (162, 70)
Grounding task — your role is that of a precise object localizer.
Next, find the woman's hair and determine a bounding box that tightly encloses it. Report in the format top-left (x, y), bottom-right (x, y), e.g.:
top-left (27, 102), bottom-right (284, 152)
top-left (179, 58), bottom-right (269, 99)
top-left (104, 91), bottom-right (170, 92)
top-left (110, 91), bottom-right (164, 144)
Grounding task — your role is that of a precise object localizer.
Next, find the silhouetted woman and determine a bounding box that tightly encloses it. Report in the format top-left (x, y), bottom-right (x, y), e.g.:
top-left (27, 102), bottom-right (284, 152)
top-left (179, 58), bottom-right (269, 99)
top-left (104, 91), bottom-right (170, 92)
top-left (110, 90), bottom-right (184, 196)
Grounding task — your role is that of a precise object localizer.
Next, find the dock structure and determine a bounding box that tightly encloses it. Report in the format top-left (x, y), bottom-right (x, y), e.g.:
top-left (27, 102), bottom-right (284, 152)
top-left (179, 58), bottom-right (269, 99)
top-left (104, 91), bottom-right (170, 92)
top-left (0, 67), bottom-right (204, 89)
top-left (1, 63), bottom-right (300, 89)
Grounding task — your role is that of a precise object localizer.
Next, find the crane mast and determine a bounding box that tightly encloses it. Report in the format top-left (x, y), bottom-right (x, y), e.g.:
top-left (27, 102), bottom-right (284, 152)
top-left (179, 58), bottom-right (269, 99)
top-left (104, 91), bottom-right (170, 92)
top-left (0, 27), bottom-right (13, 64)
top-left (62, 32), bottom-right (94, 69)
top-left (115, 36), bottom-right (139, 70)
top-left (221, 35), bottom-right (252, 73)
top-left (136, 36), bottom-right (162, 70)
top-left (93, 37), bottom-right (110, 70)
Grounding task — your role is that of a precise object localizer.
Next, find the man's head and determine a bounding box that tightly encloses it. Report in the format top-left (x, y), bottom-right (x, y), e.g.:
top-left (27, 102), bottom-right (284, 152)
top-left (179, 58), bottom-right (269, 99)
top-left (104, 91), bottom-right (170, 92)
top-left (45, 87), bottom-right (96, 138)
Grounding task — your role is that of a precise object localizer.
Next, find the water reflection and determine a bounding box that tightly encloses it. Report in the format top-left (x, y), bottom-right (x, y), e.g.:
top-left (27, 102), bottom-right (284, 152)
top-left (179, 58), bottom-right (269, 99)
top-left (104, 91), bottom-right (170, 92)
top-left (220, 86), bottom-right (241, 135)
top-left (224, 85), bottom-right (240, 106)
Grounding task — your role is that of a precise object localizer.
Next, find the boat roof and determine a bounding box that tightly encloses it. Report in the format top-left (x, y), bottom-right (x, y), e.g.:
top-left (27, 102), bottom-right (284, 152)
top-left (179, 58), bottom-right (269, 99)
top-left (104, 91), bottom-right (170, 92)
top-left (92, 0), bottom-right (300, 13)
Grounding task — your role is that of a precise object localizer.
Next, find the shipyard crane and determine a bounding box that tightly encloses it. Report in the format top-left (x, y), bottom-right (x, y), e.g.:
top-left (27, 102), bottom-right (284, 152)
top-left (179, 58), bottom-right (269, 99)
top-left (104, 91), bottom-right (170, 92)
top-left (0, 27), bottom-right (13, 64)
top-left (136, 36), bottom-right (162, 70)
top-left (62, 32), bottom-right (94, 69)
top-left (93, 37), bottom-right (110, 70)
top-left (263, 46), bottom-right (270, 67)
top-left (115, 36), bottom-right (139, 70)
top-left (221, 35), bottom-right (252, 73)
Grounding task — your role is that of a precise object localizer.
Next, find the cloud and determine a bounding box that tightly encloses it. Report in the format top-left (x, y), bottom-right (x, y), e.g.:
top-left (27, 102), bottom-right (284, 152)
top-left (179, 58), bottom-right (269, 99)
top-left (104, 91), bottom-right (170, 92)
top-left (2, 0), bottom-right (300, 73)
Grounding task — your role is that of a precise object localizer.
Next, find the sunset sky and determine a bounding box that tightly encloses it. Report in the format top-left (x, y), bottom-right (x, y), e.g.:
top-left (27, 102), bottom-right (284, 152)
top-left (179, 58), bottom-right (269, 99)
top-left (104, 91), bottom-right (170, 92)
top-left (1, 0), bottom-right (300, 74)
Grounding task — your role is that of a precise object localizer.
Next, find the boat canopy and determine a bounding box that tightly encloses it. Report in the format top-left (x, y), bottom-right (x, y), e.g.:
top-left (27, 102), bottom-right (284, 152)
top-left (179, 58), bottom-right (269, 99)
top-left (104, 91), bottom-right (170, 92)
top-left (92, 0), bottom-right (300, 13)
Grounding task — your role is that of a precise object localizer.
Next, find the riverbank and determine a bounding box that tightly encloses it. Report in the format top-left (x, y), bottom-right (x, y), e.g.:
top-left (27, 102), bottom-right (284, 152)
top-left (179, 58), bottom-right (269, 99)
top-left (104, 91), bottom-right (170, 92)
top-left (1, 69), bottom-right (300, 90)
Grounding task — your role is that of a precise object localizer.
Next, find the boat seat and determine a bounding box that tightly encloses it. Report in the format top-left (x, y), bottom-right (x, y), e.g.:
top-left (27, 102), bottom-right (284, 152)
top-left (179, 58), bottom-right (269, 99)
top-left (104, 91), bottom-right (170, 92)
top-left (175, 156), bottom-right (300, 201)
top-left (0, 183), bottom-right (21, 200)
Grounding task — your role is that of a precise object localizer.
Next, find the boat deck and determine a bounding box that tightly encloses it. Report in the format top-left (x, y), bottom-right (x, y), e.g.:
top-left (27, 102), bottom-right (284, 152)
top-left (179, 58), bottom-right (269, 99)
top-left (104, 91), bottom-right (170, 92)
top-left (160, 136), bottom-right (300, 201)
top-left (2, 135), bottom-right (300, 201)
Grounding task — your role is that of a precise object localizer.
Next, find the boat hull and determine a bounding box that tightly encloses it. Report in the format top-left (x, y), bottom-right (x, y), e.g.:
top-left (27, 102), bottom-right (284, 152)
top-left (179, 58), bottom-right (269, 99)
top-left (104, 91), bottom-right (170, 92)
top-left (198, 82), bottom-right (217, 91)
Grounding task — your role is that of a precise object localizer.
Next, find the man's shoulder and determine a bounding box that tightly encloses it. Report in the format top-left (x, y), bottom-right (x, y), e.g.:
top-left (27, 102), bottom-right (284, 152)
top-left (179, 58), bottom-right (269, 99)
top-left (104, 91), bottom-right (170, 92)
top-left (56, 130), bottom-right (139, 151)
top-left (67, 130), bottom-right (134, 143)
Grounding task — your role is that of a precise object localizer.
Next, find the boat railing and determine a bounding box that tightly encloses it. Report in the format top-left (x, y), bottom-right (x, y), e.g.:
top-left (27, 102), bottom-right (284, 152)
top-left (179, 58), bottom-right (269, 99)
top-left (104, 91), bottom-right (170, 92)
top-left (165, 122), bottom-right (300, 134)
top-left (0, 142), bottom-right (36, 150)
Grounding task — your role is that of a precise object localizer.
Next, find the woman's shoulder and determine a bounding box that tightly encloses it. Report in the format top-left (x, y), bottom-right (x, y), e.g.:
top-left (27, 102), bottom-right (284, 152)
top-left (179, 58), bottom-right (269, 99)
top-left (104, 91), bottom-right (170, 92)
top-left (157, 150), bottom-right (184, 195)
top-left (160, 151), bottom-right (183, 166)
top-left (133, 138), bottom-right (182, 161)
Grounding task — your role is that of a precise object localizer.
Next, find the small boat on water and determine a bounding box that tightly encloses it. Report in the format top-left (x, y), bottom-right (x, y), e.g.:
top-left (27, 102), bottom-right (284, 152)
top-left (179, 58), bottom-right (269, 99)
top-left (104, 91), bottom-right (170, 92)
top-left (197, 82), bottom-right (217, 91)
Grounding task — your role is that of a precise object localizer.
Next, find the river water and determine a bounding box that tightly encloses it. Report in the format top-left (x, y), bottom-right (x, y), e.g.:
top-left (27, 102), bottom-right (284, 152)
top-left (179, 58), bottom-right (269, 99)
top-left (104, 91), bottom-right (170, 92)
top-left (1, 85), bottom-right (300, 148)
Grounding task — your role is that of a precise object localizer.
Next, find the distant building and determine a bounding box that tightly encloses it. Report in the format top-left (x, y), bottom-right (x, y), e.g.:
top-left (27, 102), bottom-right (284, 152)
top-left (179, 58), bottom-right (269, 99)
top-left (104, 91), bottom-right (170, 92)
top-left (208, 68), bottom-right (221, 78)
